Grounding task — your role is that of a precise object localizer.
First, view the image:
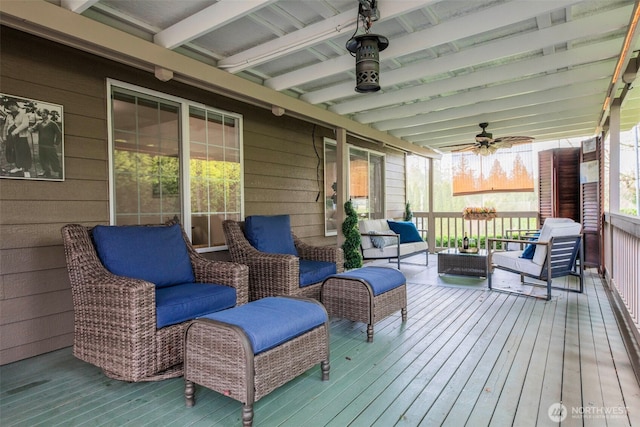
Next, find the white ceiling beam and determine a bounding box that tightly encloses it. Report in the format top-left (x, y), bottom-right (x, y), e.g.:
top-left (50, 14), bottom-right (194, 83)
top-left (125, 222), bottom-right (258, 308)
top-left (385, 78), bottom-right (607, 138)
top-left (267, 0), bottom-right (577, 92)
top-left (353, 40), bottom-right (620, 124)
top-left (413, 105), bottom-right (601, 145)
top-left (154, 0), bottom-right (276, 50)
top-left (306, 2), bottom-right (624, 105)
top-left (60, 0), bottom-right (98, 14)
top-left (324, 5), bottom-right (631, 112)
top-left (227, 0), bottom-right (430, 77)
top-left (375, 62), bottom-right (613, 132)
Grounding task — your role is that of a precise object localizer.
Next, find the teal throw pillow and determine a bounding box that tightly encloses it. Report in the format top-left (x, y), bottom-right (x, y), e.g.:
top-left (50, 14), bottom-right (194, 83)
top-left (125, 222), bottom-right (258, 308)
top-left (387, 220), bottom-right (423, 244)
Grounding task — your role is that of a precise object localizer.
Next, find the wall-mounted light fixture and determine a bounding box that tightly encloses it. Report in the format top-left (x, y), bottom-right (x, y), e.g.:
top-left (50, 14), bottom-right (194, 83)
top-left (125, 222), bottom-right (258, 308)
top-left (345, 0), bottom-right (389, 93)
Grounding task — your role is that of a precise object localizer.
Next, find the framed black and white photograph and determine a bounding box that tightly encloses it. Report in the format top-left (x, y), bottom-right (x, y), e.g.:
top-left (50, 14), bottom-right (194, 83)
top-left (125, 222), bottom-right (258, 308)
top-left (0, 93), bottom-right (64, 181)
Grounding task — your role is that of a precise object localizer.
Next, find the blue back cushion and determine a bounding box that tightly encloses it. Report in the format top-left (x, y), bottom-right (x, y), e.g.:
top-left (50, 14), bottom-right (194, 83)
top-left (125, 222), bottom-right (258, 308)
top-left (200, 297), bottom-right (326, 354)
top-left (92, 223), bottom-right (195, 288)
top-left (519, 232), bottom-right (540, 260)
top-left (333, 266), bottom-right (405, 296)
top-left (387, 220), bottom-right (423, 244)
top-left (299, 259), bottom-right (336, 287)
top-left (244, 215), bottom-right (298, 256)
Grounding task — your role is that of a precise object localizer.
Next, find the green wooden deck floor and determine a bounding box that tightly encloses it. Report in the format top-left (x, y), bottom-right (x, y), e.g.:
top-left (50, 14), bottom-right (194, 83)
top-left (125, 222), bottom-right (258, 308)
top-left (2, 255), bottom-right (640, 426)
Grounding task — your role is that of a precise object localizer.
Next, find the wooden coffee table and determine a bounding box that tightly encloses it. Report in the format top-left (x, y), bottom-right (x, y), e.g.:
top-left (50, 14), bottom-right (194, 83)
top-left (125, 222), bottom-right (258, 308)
top-left (437, 248), bottom-right (488, 277)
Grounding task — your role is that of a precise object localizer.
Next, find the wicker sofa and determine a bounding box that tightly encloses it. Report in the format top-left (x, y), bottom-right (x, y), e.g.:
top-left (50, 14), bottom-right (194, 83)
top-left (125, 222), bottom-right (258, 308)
top-left (223, 215), bottom-right (344, 301)
top-left (359, 219), bottom-right (428, 268)
top-left (61, 221), bottom-right (249, 382)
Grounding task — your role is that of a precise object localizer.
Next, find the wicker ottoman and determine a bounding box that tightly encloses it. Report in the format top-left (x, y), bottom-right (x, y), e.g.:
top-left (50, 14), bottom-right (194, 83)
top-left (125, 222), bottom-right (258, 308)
top-left (184, 297), bottom-right (330, 427)
top-left (321, 266), bottom-right (407, 342)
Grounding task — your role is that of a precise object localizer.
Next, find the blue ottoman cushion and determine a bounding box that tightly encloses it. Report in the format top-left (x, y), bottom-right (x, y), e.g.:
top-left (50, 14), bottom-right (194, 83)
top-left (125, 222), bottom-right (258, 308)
top-left (331, 266), bottom-right (405, 296)
top-left (299, 259), bottom-right (337, 287)
top-left (92, 223), bottom-right (195, 288)
top-left (200, 297), bottom-right (327, 354)
top-left (156, 283), bottom-right (236, 328)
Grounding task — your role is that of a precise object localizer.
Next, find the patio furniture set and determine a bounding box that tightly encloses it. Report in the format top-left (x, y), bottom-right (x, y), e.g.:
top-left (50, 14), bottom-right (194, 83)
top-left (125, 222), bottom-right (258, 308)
top-left (61, 215), bottom-right (407, 426)
top-left (436, 217), bottom-right (584, 301)
top-left (61, 213), bottom-right (582, 425)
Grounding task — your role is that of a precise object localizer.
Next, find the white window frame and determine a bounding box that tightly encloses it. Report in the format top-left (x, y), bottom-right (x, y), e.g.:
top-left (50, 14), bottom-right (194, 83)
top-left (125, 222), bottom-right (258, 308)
top-left (324, 138), bottom-right (386, 231)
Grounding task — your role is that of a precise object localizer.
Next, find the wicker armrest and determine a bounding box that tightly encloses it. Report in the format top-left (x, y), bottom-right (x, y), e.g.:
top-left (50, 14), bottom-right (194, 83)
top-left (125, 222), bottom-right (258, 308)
top-left (191, 257), bottom-right (249, 305)
top-left (244, 253), bottom-right (301, 298)
top-left (294, 236), bottom-right (344, 272)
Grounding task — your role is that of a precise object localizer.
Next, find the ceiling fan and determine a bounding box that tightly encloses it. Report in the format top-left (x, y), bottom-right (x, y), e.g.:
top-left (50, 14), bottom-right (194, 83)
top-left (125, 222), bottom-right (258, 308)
top-left (456, 123), bottom-right (534, 155)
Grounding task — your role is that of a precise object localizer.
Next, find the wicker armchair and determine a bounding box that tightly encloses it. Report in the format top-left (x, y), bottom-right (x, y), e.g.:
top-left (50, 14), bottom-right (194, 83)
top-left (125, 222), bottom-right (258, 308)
top-left (223, 218), bottom-right (344, 301)
top-left (61, 221), bottom-right (249, 382)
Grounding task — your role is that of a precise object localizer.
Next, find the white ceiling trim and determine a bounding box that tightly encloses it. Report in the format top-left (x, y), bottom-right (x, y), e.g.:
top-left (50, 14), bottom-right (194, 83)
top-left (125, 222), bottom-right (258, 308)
top-left (61, 0), bottom-right (98, 14)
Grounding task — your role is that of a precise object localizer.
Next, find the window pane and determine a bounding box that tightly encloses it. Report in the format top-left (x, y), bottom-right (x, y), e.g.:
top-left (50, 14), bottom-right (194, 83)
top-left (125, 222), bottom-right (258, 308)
top-left (324, 141), bottom-right (337, 235)
top-left (350, 148), bottom-right (370, 218)
top-left (111, 88), bottom-right (181, 225)
top-left (369, 153), bottom-right (384, 219)
top-left (189, 106), bottom-right (242, 249)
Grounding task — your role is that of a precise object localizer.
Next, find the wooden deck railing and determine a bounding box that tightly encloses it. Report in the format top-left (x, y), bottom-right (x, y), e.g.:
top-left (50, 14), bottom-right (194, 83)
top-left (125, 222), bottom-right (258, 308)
top-left (411, 211), bottom-right (539, 252)
top-left (604, 213), bottom-right (640, 339)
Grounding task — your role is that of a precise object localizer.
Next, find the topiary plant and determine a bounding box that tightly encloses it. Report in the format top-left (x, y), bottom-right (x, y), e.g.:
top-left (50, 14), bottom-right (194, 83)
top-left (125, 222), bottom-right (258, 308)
top-left (404, 201), bottom-right (413, 222)
top-left (342, 200), bottom-right (363, 269)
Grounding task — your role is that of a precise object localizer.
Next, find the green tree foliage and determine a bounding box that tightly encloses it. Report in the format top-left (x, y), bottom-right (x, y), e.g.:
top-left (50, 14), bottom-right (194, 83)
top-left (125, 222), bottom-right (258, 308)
top-left (342, 200), bottom-right (363, 269)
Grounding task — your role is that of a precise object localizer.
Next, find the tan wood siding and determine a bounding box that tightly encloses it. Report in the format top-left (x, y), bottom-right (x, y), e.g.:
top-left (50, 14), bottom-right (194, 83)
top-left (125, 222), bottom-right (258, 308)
top-left (0, 27), bottom-right (407, 364)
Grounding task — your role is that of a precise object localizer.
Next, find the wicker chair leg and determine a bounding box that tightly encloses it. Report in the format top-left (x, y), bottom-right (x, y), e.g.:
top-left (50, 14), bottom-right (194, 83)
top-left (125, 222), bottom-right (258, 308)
top-left (321, 360), bottom-right (330, 381)
top-left (401, 307), bottom-right (407, 322)
top-left (242, 404), bottom-right (253, 427)
top-left (185, 380), bottom-right (195, 407)
top-left (367, 324), bottom-right (374, 342)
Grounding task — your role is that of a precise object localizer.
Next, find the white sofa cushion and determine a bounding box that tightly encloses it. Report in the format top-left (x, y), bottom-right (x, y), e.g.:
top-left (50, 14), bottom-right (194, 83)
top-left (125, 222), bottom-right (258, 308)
top-left (492, 250), bottom-right (543, 276)
top-left (532, 220), bottom-right (582, 266)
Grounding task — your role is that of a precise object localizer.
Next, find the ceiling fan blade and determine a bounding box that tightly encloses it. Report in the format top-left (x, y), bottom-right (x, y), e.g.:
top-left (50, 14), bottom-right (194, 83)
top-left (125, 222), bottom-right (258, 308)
top-left (493, 136), bottom-right (534, 145)
top-left (452, 145), bottom-right (478, 153)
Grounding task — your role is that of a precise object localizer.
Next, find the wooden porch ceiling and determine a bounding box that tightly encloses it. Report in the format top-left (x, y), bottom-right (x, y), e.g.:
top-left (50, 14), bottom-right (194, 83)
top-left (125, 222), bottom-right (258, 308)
top-left (1, 257), bottom-right (639, 426)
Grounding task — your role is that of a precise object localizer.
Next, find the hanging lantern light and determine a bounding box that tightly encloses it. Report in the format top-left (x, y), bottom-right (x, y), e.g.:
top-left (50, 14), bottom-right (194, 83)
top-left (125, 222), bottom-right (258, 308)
top-left (346, 34), bottom-right (389, 93)
top-left (346, 0), bottom-right (389, 93)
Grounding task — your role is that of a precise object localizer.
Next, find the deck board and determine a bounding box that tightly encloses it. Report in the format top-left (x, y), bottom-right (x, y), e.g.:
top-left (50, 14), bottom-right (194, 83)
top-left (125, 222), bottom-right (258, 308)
top-left (1, 255), bottom-right (639, 427)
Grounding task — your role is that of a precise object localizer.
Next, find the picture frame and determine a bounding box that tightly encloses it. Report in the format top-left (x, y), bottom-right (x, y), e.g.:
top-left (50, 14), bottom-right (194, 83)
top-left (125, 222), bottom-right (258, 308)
top-left (0, 93), bottom-right (64, 181)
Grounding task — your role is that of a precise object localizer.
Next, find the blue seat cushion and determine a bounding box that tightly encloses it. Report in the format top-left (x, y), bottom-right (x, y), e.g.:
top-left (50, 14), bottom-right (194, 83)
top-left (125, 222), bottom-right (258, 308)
top-left (244, 215), bottom-right (298, 256)
top-left (156, 283), bottom-right (236, 328)
top-left (200, 297), bottom-right (327, 354)
top-left (299, 259), bottom-right (337, 287)
top-left (331, 266), bottom-right (405, 296)
top-left (92, 223), bottom-right (195, 288)
top-left (387, 220), bottom-right (423, 244)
